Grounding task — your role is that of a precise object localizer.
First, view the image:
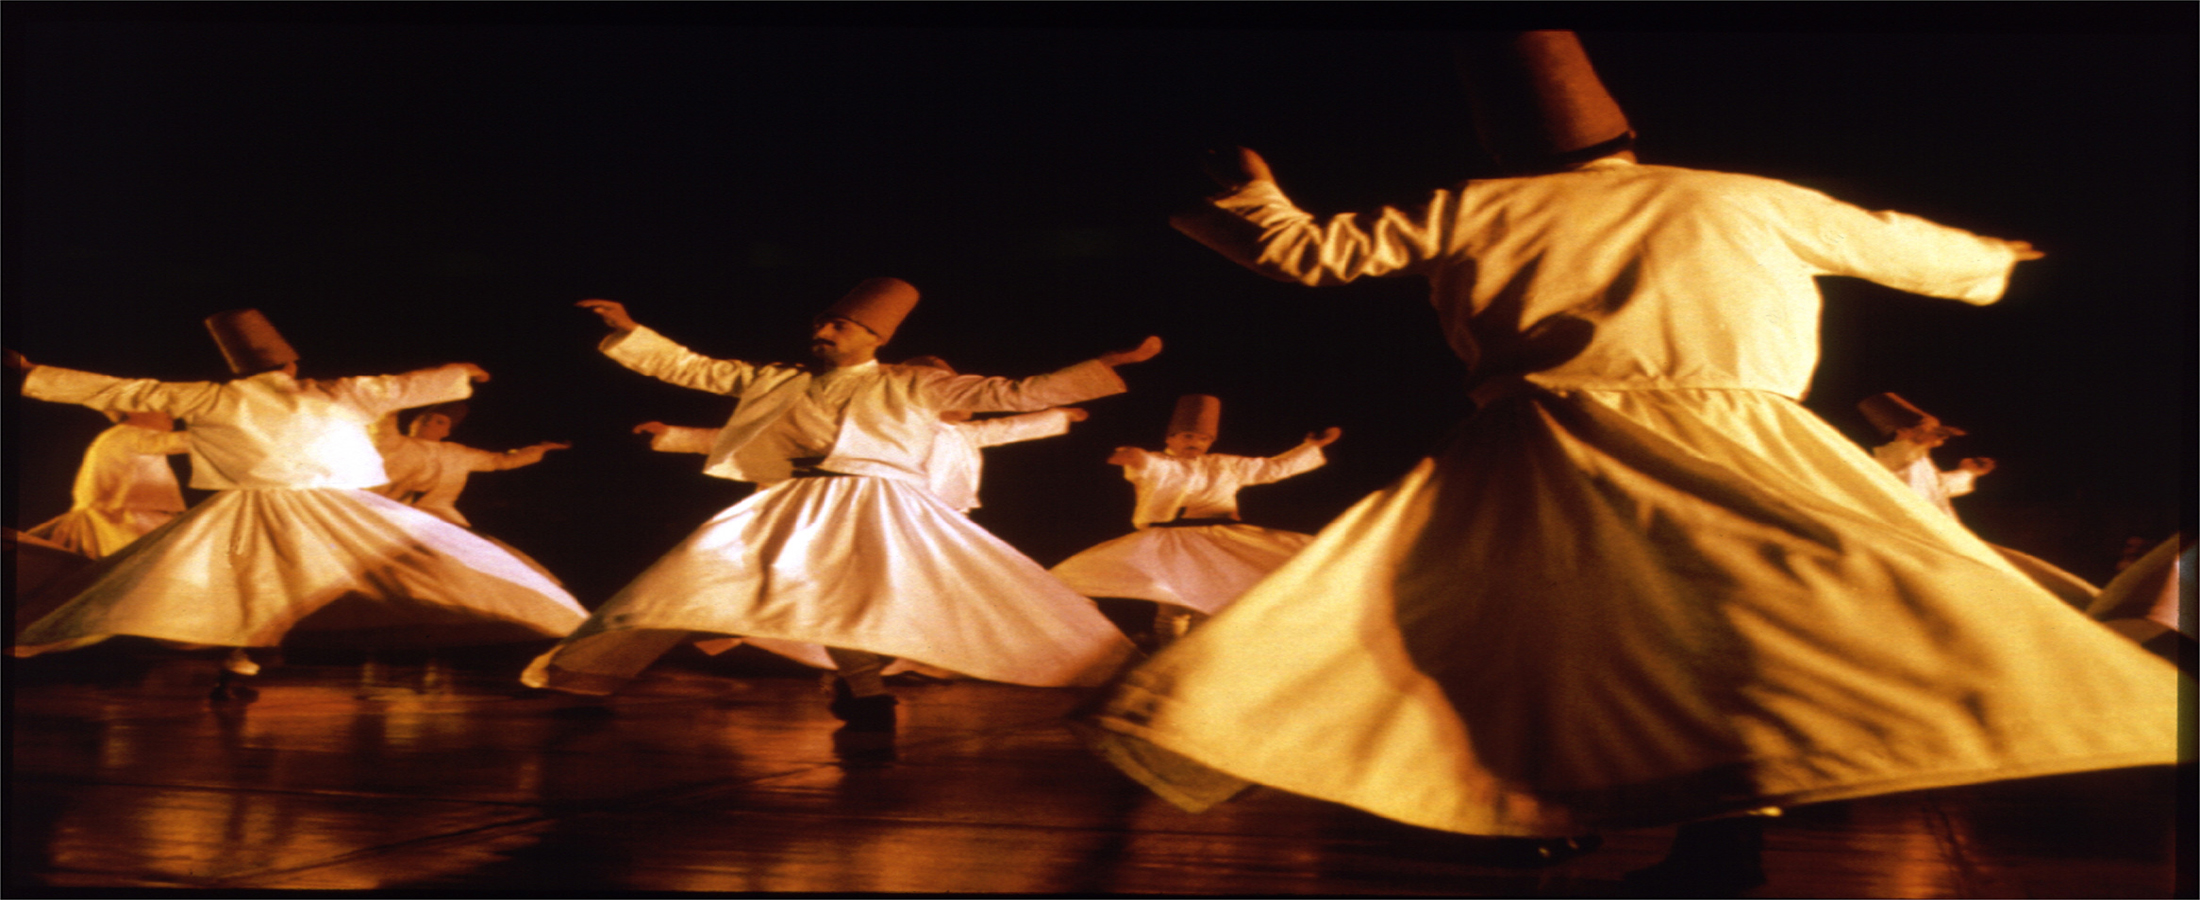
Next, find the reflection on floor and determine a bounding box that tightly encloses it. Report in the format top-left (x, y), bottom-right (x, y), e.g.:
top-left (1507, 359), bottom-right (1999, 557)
top-left (8, 641), bottom-right (2192, 897)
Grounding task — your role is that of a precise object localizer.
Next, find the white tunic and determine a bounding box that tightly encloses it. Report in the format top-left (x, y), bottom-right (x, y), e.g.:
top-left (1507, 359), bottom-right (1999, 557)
top-left (926, 410), bottom-right (1076, 513)
top-left (1052, 443), bottom-right (1326, 614)
top-left (26, 422), bottom-right (190, 558)
top-left (524, 334), bottom-right (1138, 693)
top-left (1871, 439), bottom-right (1978, 519)
top-left (1080, 161), bottom-right (2182, 837)
top-left (12, 365), bottom-right (587, 655)
top-left (374, 435), bottom-right (536, 528)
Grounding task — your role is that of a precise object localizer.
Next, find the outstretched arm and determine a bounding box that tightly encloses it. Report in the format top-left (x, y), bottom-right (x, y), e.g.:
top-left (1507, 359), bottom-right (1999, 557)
top-left (634, 421), bottom-right (721, 454)
top-left (1170, 147), bottom-right (1449, 287)
top-left (1096, 335), bottom-right (1163, 368)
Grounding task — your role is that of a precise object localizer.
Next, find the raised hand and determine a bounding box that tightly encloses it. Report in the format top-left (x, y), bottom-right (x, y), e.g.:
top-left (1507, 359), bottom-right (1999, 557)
top-left (456, 363), bottom-right (491, 383)
top-left (1308, 427), bottom-right (1343, 447)
top-left (633, 421), bottom-right (670, 436)
top-left (1098, 335), bottom-right (1163, 367)
top-left (578, 299), bottom-right (639, 332)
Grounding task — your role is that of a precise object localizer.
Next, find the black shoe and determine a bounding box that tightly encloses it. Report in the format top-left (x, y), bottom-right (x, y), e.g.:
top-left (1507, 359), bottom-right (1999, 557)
top-left (209, 673), bottom-right (259, 703)
top-left (828, 679), bottom-right (898, 731)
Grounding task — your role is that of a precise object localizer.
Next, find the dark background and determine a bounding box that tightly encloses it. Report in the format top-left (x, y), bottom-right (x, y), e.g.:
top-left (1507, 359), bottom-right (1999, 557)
top-left (7, 5), bottom-right (2192, 604)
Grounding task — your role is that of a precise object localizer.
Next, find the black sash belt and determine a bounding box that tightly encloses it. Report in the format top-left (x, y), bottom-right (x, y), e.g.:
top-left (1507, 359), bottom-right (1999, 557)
top-left (786, 457), bottom-right (851, 479)
top-left (1152, 517), bottom-right (1243, 528)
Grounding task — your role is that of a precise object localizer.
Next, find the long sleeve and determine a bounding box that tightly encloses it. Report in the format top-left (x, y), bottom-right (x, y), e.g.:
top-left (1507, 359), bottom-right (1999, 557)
top-left (1761, 182), bottom-right (2020, 304)
top-left (113, 427), bottom-right (192, 457)
top-left (22, 365), bottom-right (226, 419)
top-left (958, 409), bottom-right (1075, 448)
top-left (1939, 468), bottom-right (1980, 498)
top-left (647, 426), bottom-right (721, 455)
top-left (321, 366), bottom-right (477, 420)
top-left (917, 360), bottom-right (1126, 414)
top-left (1228, 441), bottom-right (1328, 485)
top-left (1170, 179), bottom-right (1450, 287)
top-left (602, 326), bottom-right (765, 396)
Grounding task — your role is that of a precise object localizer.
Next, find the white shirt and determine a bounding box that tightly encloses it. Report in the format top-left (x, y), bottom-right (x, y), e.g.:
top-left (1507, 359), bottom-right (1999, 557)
top-left (1118, 442), bottom-right (1327, 528)
top-left (25, 365), bottom-right (474, 490)
top-left (1872, 438), bottom-right (1978, 519)
top-left (604, 326), bottom-right (1124, 487)
top-left (925, 410), bottom-right (1077, 512)
top-left (1174, 159), bottom-right (2024, 400)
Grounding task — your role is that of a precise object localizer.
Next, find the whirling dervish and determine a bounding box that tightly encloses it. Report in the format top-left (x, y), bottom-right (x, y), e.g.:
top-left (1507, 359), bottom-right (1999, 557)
top-left (1050, 393), bottom-right (1339, 643)
top-left (6, 309), bottom-right (589, 700)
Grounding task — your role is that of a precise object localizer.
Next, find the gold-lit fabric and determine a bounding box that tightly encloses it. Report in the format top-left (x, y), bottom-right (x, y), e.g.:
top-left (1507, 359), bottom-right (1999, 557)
top-left (1051, 524), bottom-right (1313, 615)
top-left (526, 332), bottom-right (1139, 693)
top-left (1871, 439), bottom-right (1979, 519)
top-left (523, 475), bottom-right (1136, 691)
top-left (26, 423), bottom-right (190, 558)
top-left (925, 410), bottom-right (1076, 513)
top-left (13, 364), bottom-right (587, 654)
top-left (1082, 162), bottom-right (2187, 837)
top-left (1868, 439), bottom-right (2099, 609)
top-left (373, 434), bottom-right (539, 528)
top-left (15, 490), bottom-right (586, 653)
top-left (2089, 537), bottom-right (2191, 639)
top-left (1113, 443), bottom-right (1327, 529)
top-left (1052, 443), bottom-right (1328, 614)
top-left (601, 326), bottom-right (1124, 486)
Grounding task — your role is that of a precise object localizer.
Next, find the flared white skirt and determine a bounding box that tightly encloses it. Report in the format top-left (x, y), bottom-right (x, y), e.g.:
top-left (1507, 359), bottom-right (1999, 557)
top-left (1052, 524), bottom-right (1315, 614)
top-left (26, 506), bottom-right (177, 559)
top-left (524, 475), bottom-right (1138, 694)
top-left (11, 489), bottom-right (587, 655)
top-left (1079, 388), bottom-right (2186, 837)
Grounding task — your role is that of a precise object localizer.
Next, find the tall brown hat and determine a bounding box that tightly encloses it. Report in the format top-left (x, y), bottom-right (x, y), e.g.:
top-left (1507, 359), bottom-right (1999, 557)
top-left (1456, 30), bottom-right (1634, 173)
top-left (204, 308), bottom-right (300, 376)
top-left (901, 355), bottom-right (955, 374)
top-left (816, 277), bottom-right (920, 342)
top-left (1857, 393), bottom-right (1965, 438)
top-left (1167, 394), bottom-right (1222, 438)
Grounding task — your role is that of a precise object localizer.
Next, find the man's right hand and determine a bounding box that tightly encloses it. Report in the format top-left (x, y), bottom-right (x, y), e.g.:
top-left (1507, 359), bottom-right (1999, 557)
top-left (579, 299), bottom-right (638, 333)
top-left (3, 348), bottom-right (32, 374)
top-left (633, 421), bottom-right (670, 436)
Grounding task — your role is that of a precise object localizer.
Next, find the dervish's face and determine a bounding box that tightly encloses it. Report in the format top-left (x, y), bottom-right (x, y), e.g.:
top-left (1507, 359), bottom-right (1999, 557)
top-left (1165, 431), bottom-right (1214, 458)
top-left (810, 317), bottom-right (883, 368)
top-left (410, 414), bottom-right (454, 442)
top-left (1896, 422), bottom-right (1951, 450)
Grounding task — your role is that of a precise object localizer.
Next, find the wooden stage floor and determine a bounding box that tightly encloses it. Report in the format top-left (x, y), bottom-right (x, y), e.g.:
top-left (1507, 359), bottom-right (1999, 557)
top-left (8, 642), bottom-right (2192, 898)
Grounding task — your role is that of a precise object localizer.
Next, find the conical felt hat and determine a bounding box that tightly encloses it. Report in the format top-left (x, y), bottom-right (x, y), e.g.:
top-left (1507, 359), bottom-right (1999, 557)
top-left (204, 308), bottom-right (299, 376)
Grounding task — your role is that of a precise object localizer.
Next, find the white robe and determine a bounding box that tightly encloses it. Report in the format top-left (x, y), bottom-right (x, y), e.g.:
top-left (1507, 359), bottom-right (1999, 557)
top-left (1078, 160), bottom-right (2184, 837)
top-left (925, 410), bottom-right (1077, 513)
top-left (1871, 439), bottom-right (1978, 519)
top-left (26, 422), bottom-right (190, 558)
top-left (1051, 443), bottom-right (1326, 614)
top-left (374, 434), bottom-right (535, 528)
top-left (1871, 438), bottom-right (2099, 609)
top-left (12, 365), bottom-right (587, 655)
top-left (523, 334), bottom-right (1138, 694)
